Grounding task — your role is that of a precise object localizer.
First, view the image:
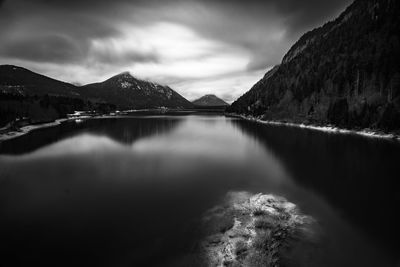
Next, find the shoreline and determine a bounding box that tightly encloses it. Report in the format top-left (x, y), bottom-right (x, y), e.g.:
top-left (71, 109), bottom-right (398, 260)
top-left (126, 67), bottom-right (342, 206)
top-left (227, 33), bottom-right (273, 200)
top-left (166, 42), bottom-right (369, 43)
top-left (0, 118), bottom-right (72, 142)
top-left (0, 111), bottom-right (171, 142)
top-left (0, 115), bottom-right (97, 142)
top-left (0, 108), bottom-right (216, 142)
top-left (2, 112), bottom-right (400, 143)
top-left (0, 110), bottom-right (183, 142)
top-left (227, 113), bottom-right (400, 142)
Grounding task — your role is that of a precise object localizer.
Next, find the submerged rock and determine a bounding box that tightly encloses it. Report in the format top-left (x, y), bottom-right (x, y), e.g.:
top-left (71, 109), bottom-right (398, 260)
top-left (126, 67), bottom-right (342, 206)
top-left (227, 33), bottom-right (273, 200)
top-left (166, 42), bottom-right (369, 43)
top-left (199, 192), bottom-right (315, 267)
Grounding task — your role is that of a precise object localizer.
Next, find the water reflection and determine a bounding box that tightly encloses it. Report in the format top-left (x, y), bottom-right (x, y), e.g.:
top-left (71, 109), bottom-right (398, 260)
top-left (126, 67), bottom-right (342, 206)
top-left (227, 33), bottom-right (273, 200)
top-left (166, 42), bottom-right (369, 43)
top-left (0, 115), bottom-right (291, 267)
top-left (0, 115), bottom-right (398, 266)
top-left (0, 116), bottom-right (182, 155)
top-left (232, 119), bottom-right (400, 258)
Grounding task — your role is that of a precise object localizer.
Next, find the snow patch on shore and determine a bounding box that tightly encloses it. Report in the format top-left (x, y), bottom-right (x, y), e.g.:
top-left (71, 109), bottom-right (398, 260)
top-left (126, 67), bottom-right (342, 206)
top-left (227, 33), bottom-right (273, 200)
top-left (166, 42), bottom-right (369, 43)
top-left (0, 119), bottom-right (69, 142)
top-left (229, 114), bottom-right (400, 141)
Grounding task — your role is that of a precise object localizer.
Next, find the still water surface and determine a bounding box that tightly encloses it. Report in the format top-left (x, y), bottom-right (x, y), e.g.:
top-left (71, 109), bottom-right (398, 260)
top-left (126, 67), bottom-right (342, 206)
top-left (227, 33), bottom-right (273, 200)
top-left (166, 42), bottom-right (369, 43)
top-left (0, 115), bottom-right (399, 266)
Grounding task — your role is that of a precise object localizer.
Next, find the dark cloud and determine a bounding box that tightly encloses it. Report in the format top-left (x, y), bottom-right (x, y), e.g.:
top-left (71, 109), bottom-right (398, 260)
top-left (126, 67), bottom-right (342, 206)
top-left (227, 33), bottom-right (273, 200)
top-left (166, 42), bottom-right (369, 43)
top-left (0, 0), bottom-right (352, 68)
top-left (215, 0), bottom-right (351, 67)
top-left (0, 0), bottom-right (122, 64)
top-left (151, 0), bottom-right (352, 70)
top-left (200, 0), bottom-right (351, 31)
top-left (94, 50), bottom-right (160, 65)
top-left (0, 0), bottom-right (353, 100)
top-left (0, 35), bottom-right (87, 63)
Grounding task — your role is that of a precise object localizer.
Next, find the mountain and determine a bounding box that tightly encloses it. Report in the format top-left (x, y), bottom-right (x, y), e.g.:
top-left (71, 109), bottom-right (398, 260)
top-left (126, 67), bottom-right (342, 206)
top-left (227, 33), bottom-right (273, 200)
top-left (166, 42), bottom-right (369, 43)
top-left (0, 65), bottom-right (117, 127)
top-left (227, 0), bottom-right (400, 132)
top-left (0, 65), bottom-right (81, 98)
top-left (80, 72), bottom-right (193, 109)
top-left (0, 65), bottom-right (192, 127)
top-left (0, 65), bottom-right (193, 110)
top-left (192, 94), bottom-right (229, 107)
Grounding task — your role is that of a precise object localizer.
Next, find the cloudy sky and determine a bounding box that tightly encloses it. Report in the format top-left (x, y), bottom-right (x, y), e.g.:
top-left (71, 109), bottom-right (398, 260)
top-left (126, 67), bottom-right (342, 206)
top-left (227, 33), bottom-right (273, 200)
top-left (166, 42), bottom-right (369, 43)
top-left (0, 0), bottom-right (351, 102)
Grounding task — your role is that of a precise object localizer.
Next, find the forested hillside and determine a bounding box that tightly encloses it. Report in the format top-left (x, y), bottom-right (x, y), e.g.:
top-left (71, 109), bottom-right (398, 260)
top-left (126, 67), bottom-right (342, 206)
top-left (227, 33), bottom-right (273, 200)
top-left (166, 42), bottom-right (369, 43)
top-left (0, 65), bottom-right (115, 127)
top-left (0, 93), bottom-right (115, 128)
top-left (228, 0), bottom-right (400, 131)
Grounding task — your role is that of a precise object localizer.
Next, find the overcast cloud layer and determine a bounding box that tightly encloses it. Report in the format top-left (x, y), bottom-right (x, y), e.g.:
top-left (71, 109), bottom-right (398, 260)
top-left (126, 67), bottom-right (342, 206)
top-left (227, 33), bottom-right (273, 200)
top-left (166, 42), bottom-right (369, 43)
top-left (0, 0), bottom-right (351, 102)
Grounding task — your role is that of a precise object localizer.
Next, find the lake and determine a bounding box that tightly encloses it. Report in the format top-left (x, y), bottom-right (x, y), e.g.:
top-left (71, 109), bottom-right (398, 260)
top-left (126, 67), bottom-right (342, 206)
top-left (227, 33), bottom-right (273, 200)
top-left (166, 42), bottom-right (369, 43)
top-left (0, 114), bottom-right (399, 266)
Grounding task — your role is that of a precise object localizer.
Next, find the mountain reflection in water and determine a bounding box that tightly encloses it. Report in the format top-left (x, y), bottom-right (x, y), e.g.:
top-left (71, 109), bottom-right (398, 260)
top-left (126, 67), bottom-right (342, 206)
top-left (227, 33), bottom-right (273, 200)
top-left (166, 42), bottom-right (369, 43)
top-left (0, 115), bottom-right (398, 266)
top-left (0, 116), bottom-right (182, 154)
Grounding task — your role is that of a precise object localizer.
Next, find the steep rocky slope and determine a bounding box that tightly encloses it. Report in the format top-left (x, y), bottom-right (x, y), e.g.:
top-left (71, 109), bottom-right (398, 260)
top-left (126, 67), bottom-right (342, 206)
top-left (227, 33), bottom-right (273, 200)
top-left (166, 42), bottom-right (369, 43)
top-left (228, 0), bottom-right (400, 131)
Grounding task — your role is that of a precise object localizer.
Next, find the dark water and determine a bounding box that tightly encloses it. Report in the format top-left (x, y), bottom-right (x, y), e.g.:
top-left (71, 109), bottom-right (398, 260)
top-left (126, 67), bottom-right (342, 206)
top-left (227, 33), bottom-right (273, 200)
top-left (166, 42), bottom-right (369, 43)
top-left (0, 115), bottom-right (399, 266)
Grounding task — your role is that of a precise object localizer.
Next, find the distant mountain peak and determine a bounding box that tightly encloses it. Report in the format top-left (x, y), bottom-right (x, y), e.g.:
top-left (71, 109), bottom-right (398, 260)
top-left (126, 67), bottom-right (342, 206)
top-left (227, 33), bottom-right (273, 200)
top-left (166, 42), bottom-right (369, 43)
top-left (112, 71), bottom-right (134, 80)
top-left (81, 72), bottom-right (193, 109)
top-left (192, 94), bottom-right (229, 107)
top-left (106, 72), bottom-right (140, 89)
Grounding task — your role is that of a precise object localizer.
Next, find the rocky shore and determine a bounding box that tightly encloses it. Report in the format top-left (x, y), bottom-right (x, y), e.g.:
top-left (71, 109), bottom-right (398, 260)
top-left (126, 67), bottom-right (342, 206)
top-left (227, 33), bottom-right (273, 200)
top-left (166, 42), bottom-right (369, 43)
top-left (198, 191), bottom-right (315, 267)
